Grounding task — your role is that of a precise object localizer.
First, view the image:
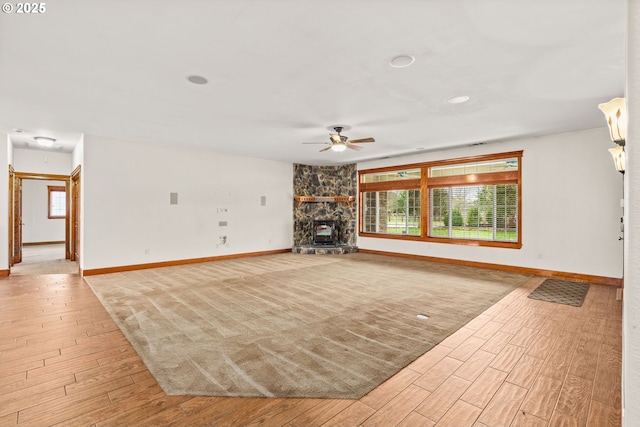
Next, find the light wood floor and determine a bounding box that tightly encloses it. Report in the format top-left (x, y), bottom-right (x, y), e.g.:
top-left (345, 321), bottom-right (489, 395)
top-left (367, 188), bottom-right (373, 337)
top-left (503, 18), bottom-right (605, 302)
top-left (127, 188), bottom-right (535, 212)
top-left (0, 273), bottom-right (621, 426)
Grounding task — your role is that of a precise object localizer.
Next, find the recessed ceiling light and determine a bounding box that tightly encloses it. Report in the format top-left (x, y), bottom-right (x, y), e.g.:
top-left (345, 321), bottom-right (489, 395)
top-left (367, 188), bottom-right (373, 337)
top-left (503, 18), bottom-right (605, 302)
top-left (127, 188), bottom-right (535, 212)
top-left (187, 75), bottom-right (208, 85)
top-left (390, 54), bottom-right (415, 68)
top-left (13, 128), bottom-right (25, 133)
top-left (448, 95), bottom-right (470, 104)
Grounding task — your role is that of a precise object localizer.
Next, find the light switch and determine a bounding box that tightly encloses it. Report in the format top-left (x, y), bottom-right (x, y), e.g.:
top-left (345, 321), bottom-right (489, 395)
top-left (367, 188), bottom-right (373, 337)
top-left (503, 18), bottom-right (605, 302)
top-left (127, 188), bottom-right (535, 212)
top-left (170, 192), bottom-right (178, 205)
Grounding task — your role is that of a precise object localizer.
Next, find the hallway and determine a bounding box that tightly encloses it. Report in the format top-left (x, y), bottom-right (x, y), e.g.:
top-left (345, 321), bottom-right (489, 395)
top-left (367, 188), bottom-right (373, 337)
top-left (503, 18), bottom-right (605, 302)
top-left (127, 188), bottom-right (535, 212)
top-left (10, 243), bottom-right (78, 276)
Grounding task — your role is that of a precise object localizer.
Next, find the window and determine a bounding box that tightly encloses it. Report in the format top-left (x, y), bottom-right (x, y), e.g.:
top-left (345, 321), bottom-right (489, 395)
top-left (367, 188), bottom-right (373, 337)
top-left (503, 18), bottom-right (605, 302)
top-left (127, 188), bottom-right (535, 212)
top-left (360, 168), bottom-right (422, 237)
top-left (48, 186), bottom-right (66, 219)
top-left (363, 189), bottom-right (421, 235)
top-left (359, 151), bottom-right (522, 248)
top-left (429, 184), bottom-right (518, 241)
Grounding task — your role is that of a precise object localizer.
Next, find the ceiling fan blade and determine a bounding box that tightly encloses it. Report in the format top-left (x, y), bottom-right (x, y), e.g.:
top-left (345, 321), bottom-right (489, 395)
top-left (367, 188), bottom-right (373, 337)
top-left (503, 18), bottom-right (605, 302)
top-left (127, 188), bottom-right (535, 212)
top-left (349, 137), bottom-right (375, 143)
top-left (307, 129), bottom-right (375, 152)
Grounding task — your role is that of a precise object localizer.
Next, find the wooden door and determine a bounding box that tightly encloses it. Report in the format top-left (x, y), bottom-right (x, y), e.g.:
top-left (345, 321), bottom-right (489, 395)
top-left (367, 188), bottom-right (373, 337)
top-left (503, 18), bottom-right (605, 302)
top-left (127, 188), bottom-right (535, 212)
top-left (71, 166), bottom-right (80, 262)
top-left (12, 172), bottom-right (72, 269)
top-left (12, 177), bottom-right (22, 264)
top-left (65, 182), bottom-right (71, 259)
top-left (8, 167), bottom-right (14, 267)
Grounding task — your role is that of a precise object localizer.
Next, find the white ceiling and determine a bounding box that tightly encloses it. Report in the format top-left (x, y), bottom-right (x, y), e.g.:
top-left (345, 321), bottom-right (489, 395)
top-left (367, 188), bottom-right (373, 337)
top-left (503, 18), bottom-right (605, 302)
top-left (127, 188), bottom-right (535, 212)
top-left (0, 0), bottom-right (626, 166)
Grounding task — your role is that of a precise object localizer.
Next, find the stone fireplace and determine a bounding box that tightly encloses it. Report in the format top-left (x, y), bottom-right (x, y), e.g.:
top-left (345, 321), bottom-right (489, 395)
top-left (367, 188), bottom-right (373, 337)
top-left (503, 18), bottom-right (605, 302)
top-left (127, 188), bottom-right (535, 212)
top-left (292, 163), bottom-right (358, 254)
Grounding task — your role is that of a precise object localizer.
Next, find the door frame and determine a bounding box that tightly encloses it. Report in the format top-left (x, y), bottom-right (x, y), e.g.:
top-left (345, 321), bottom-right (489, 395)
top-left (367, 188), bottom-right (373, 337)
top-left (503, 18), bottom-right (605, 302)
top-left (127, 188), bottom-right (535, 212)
top-left (8, 165), bottom-right (15, 266)
top-left (70, 165), bottom-right (81, 262)
top-left (10, 171), bottom-right (76, 269)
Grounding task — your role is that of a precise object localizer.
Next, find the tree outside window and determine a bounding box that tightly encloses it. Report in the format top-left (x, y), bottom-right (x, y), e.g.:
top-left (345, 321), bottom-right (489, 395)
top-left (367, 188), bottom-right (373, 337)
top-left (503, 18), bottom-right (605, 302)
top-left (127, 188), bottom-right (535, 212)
top-left (359, 151), bottom-right (522, 248)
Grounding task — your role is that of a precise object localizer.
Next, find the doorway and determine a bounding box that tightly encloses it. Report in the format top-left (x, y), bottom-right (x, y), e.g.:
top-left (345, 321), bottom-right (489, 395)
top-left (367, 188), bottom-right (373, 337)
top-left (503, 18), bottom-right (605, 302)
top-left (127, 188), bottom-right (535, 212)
top-left (9, 168), bottom-right (81, 275)
top-left (11, 243), bottom-right (77, 275)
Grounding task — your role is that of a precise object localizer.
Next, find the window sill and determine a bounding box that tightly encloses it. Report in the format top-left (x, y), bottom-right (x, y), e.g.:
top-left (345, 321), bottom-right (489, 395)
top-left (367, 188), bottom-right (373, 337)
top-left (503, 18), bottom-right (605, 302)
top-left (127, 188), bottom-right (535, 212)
top-left (358, 232), bottom-right (522, 249)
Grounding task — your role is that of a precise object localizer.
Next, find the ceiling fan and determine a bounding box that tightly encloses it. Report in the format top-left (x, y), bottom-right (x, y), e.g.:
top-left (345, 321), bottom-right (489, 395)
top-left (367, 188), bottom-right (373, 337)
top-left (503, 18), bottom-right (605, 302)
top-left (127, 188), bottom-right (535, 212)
top-left (303, 126), bottom-right (375, 152)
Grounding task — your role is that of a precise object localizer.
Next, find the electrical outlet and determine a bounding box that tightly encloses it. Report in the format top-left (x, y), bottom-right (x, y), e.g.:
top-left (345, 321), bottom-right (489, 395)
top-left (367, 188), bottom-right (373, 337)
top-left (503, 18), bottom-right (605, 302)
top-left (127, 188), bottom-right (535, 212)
top-left (218, 235), bottom-right (228, 247)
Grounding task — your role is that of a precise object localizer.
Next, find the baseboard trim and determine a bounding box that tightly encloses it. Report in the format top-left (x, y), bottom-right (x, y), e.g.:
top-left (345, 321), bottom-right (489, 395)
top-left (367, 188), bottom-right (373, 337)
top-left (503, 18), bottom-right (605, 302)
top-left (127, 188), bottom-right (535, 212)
top-left (81, 249), bottom-right (291, 276)
top-left (23, 241), bottom-right (65, 246)
top-left (0, 269), bottom-right (9, 277)
top-left (358, 249), bottom-right (623, 287)
top-left (79, 247), bottom-right (623, 287)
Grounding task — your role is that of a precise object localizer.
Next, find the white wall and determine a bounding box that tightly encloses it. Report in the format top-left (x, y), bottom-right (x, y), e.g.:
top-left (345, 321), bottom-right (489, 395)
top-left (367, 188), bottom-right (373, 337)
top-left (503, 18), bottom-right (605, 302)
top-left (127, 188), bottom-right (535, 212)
top-left (81, 135), bottom-right (293, 271)
top-left (21, 179), bottom-right (66, 243)
top-left (7, 135), bottom-right (13, 170)
top-left (12, 148), bottom-right (72, 174)
top-left (0, 134), bottom-right (10, 270)
top-left (72, 135), bottom-right (84, 262)
top-left (357, 127), bottom-right (623, 279)
top-left (623, 1), bottom-right (639, 425)
top-left (72, 134), bottom-right (84, 169)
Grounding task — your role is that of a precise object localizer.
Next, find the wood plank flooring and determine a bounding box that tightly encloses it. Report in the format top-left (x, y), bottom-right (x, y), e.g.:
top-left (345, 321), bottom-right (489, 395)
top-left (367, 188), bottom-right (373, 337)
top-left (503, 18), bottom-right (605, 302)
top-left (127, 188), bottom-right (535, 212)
top-left (0, 273), bottom-right (621, 426)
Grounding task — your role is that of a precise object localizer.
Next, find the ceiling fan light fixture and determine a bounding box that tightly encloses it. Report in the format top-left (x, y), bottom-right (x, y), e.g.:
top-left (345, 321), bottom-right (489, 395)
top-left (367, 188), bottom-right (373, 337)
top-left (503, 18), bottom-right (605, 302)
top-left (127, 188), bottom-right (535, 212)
top-left (34, 136), bottom-right (56, 147)
top-left (306, 125), bottom-right (374, 154)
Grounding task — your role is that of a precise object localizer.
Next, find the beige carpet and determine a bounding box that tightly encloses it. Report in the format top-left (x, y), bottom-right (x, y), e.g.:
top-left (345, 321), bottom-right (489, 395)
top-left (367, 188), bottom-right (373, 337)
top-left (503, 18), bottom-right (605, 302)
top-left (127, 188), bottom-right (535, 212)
top-left (84, 252), bottom-right (530, 399)
top-left (11, 243), bottom-right (78, 275)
